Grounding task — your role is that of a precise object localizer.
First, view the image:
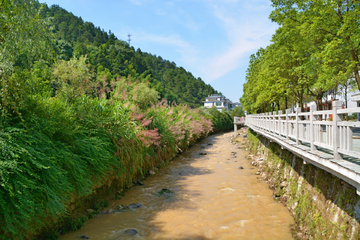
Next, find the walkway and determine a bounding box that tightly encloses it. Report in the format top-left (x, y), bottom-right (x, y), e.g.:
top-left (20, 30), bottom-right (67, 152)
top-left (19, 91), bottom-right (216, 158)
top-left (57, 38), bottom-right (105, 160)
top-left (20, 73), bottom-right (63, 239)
top-left (244, 102), bottom-right (360, 194)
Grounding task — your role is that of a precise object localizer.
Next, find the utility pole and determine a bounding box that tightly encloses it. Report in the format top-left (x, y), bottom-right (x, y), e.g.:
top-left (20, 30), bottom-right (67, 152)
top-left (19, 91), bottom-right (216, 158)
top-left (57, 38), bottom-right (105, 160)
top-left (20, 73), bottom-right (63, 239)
top-left (127, 34), bottom-right (131, 45)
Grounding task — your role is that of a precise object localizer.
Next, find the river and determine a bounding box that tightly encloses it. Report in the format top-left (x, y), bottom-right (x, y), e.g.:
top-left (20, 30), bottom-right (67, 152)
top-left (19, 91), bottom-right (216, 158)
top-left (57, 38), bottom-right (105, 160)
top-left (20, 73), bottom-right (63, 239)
top-left (60, 129), bottom-right (294, 240)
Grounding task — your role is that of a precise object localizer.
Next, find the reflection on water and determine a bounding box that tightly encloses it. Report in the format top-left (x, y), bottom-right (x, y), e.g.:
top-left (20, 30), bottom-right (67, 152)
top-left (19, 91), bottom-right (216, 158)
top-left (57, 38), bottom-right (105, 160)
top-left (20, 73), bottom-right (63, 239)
top-left (60, 132), bottom-right (294, 240)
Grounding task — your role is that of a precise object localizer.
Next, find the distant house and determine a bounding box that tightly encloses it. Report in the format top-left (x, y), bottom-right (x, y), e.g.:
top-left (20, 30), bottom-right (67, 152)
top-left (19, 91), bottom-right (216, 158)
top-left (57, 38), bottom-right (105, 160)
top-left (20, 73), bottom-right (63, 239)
top-left (233, 102), bottom-right (242, 108)
top-left (203, 94), bottom-right (236, 111)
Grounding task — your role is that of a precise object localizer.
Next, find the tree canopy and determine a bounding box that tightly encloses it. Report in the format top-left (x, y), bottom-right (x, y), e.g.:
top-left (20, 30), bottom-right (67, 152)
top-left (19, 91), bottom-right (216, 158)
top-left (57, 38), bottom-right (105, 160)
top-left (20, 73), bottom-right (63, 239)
top-left (241, 0), bottom-right (360, 113)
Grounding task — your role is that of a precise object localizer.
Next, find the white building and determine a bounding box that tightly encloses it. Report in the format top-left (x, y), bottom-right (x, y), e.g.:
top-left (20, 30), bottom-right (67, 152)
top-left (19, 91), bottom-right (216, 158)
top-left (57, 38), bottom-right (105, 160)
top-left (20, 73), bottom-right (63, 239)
top-left (297, 88), bottom-right (360, 121)
top-left (203, 94), bottom-right (236, 111)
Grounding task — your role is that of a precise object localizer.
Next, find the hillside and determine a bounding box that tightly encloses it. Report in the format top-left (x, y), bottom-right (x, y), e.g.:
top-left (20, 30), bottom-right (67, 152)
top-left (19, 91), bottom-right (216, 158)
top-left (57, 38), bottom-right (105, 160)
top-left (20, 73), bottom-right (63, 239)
top-left (37, 3), bottom-right (218, 107)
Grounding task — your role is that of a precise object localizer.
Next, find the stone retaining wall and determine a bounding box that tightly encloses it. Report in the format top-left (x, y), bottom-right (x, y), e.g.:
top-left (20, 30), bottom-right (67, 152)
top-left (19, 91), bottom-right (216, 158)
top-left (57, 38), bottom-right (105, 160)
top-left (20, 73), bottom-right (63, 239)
top-left (246, 128), bottom-right (360, 240)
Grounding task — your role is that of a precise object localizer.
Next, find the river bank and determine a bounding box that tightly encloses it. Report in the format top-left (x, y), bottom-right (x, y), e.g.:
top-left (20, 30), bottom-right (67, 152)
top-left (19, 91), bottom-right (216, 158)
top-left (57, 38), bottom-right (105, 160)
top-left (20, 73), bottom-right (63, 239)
top-left (59, 131), bottom-right (294, 240)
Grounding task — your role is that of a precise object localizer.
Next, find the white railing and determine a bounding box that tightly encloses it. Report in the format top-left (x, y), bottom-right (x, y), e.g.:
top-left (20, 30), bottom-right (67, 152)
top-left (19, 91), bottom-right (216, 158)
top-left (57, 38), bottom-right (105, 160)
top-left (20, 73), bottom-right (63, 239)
top-left (234, 117), bottom-right (245, 137)
top-left (234, 116), bottom-right (245, 124)
top-left (245, 101), bottom-right (360, 160)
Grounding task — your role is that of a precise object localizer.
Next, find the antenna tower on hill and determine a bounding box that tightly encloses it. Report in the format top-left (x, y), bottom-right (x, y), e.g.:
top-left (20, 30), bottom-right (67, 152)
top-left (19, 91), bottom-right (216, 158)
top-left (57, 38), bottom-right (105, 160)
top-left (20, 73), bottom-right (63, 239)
top-left (128, 34), bottom-right (131, 45)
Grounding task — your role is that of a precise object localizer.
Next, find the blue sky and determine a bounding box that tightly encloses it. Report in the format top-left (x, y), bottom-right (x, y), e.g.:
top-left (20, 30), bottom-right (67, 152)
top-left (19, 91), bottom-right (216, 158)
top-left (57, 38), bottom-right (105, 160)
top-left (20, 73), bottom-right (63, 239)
top-left (40, 0), bottom-right (278, 103)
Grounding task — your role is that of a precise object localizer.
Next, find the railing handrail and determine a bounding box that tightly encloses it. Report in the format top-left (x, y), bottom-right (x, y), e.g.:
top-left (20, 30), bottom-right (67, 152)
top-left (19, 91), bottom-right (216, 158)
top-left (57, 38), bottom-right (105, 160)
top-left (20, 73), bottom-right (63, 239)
top-left (244, 101), bottom-right (360, 160)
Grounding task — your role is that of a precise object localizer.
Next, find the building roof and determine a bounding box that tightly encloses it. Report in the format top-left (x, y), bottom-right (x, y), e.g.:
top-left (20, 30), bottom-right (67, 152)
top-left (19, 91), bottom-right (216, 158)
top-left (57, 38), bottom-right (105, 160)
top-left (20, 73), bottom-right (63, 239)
top-left (351, 93), bottom-right (360, 102)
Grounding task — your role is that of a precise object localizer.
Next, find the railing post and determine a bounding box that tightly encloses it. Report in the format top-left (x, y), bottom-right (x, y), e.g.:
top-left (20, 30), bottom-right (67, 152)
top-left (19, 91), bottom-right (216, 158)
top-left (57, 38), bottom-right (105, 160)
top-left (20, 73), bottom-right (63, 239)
top-left (273, 111), bottom-right (276, 133)
top-left (296, 107), bottom-right (301, 145)
top-left (265, 112), bottom-right (268, 130)
top-left (348, 127), bottom-right (353, 151)
top-left (310, 105), bottom-right (315, 151)
top-left (279, 110), bottom-right (282, 137)
top-left (286, 109), bottom-right (291, 139)
top-left (332, 101), bottom-right (342, 160)
top-left (234, 117), bottom-right (237, 138)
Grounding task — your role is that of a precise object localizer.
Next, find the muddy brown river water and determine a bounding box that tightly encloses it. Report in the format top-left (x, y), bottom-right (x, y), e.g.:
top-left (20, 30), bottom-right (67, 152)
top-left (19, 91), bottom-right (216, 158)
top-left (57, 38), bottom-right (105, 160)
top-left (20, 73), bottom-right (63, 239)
top-left (60, 131), bottom-right (294, 240)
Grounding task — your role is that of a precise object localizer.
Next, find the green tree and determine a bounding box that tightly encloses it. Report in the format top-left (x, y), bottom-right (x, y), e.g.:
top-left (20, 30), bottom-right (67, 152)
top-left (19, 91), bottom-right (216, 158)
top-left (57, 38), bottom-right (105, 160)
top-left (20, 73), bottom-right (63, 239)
top-left (270, 0), bottom-right (360, 91)
top-left (0, 0), bottom-right (54, 123)
top-left (53, 56), bottom-right (93, 102)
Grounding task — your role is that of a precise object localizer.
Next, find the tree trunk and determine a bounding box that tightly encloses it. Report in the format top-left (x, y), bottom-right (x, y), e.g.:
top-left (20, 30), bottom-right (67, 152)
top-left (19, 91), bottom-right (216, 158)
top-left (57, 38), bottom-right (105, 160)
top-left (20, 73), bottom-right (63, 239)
top-left (345, 84), bottom-right (348, 120)
top-left (350, 49), bottom-right (360, 91)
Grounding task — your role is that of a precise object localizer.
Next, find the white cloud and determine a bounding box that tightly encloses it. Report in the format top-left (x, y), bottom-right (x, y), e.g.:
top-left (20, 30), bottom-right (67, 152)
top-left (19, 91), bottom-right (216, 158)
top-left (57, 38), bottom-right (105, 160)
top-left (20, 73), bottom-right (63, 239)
top-left (197, 0), bottom-right (277, 82)
top-left (122, 0), bottom-right (277, 84)
top-left (136, 32), bottom-right (191, 48)
top-left (129, 0), bottom-right (143, 5)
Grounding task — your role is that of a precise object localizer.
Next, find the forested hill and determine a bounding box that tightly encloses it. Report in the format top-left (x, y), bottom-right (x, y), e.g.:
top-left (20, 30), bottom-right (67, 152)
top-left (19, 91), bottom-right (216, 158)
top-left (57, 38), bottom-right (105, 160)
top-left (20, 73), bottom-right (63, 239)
top-left (37, 3), bottom-right (217, 107)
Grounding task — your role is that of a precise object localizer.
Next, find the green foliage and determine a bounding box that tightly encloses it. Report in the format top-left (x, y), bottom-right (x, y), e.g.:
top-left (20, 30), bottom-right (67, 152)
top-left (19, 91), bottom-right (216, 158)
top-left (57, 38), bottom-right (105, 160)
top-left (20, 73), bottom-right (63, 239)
top-left (206, 106), bottom-right (233, 132)
top-left (0, 0), bottom-right (54, 123)
top-left (53, 56), bottom-right (93, 103)
top-left (230, 106), bottom-right (245, 119)
top-left (242, 0), bottom-right (360, 113)
top-left (112, 75), bottom-right (159, 110)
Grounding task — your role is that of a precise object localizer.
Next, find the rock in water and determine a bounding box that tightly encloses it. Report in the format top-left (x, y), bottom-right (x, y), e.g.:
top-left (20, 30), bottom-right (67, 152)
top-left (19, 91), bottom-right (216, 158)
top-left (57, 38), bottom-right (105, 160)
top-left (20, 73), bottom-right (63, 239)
top-left (136, 180), bottom-right (144, 185)
top-left (86, 209), bottom-right (94, 214)
top-left (78, 235), bottom-right (90, 239)
top-left (239, 166), bottom-right (244, 169)
top-left (128, 203), bottom-right (142, 209)
top-left (125, 229), bottom-right (137, 235)
top-left (116, 205), bottom-right (124, 211)
top-left (199, 152), bottom-right (207, 155)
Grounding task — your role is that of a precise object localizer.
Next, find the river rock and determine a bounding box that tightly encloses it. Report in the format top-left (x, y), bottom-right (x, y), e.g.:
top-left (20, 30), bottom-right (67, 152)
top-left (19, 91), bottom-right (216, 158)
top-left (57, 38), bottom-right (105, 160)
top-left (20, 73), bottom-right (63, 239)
top-left (149, 170), bottom-right (155, 175)
top-left (136, 180), bottom-right (144, 185)
top-left (207, 143), bottom-right (213, 145)
top-left (199, 152), bottom-right (207, 155)
top-left (157, 188), bottom-right (173, 197)
top-left (255, 172), bottom-right (260, 175)
top-left (239, 166), bottom-right (244, 169)
top-left (78, 235), bottom-right (90, 239)
top-left (128, 203), bottom-right (142, 209)
top-left (125, 229), bottom-right (137, 235)
top-left (274, 190), bottom-right (281, 198)
top-left (86, 209), bottom-right (94, 214)
top-left (116, 205), bottom-right (124, 210)
top-left (100, 209), bottom-right (113, 214)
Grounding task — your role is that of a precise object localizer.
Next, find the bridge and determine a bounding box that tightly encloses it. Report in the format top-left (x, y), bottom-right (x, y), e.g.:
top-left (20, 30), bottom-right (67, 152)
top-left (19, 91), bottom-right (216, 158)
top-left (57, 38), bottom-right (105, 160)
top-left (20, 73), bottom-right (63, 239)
top-left (239, 101), bottom-right (360, 194)
top-left (234, 116), bottom-right (245, 137)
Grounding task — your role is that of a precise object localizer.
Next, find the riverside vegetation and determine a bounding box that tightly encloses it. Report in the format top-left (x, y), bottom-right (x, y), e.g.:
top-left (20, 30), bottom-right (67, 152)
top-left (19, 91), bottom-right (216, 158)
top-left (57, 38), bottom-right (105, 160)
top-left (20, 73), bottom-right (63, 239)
top-left (0, 1), bottom-right (243, 239)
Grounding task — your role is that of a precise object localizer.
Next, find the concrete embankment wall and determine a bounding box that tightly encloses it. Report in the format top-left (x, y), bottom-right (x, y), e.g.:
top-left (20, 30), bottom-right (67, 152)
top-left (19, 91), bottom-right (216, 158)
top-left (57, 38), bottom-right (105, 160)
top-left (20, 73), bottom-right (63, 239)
top-left (246, 128), bottom-right (360, 239)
